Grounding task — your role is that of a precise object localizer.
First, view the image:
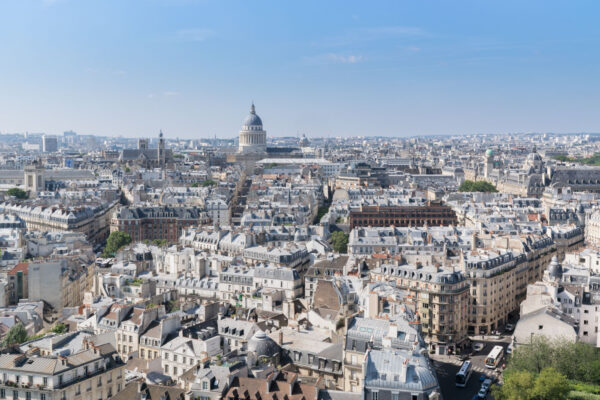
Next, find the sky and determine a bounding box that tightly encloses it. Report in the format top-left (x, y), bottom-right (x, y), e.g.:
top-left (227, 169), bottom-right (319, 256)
top-left (0, 0), bottom-right (599, 139)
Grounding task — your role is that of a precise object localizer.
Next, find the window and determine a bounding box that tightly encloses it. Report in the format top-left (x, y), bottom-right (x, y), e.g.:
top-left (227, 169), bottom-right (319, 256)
top-left (372, 392), bottom-right (378, 400)
top-left (25, 392), bottom-right (31, 400)
top-left (97, 377), bottom-right (102, 387)
top-left (43, 377), bottom-right (48, 386)
top-left (173, 367), bottom-right (178, 375)
top-left (11, 391), bottom-right (17, 400)
top-left (202, 381), bottom-right (208, 390)
top-left (40, 395), bottom-right (45, 400)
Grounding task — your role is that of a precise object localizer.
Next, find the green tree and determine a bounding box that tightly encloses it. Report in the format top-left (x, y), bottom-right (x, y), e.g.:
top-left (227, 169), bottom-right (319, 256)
top-left (6, 187), bottom-right (28, 199)
top-left (508, 335), bottom-right (554, 375)
top-left (458, 180), bottom-right (498, 192)
top-left (532, 368), bottom-right (570, 400)
top-left (331, 231), bottom-right (349, 253)
top-left (51, 323), bottom-right (68, 334)
top-left (2, 323), bottom-right (27, 346)
top-left (314, 205), bottom-right (330, 224)
top-left (493, 370), bottom-right (535, 400)
top-left (201, 179), bottom-right (217, 187)
top-left (102, 231), bottom-right (132, 257)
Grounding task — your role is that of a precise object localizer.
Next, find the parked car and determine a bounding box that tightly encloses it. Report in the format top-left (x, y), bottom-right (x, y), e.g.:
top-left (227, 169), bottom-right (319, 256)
top-left (479, 374), bottom-right (488, 382)
top-left (473, 342), bottom-right (485, 352)
top-left (507, 343), bottom-right (514, 354)
top-left (505, 323), bottom-right (514, 331)
top-left (477, 387), bottom-right (488, 399)
top-left (482, 378), bottom-right (493, 391)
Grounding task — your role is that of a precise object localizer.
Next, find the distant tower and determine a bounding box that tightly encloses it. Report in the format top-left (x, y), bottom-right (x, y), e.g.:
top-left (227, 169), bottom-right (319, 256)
top-left (484, 149), bottom-right (494, 179)
top-left (24, 160), bottom-right (46, 197)
top-left (158, 130), bottom-right (166, 168)
top-left (138, 138), bottom-right (148, 151)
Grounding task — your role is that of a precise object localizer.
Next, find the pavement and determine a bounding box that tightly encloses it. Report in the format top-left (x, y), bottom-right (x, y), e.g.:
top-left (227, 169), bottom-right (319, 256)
top-left (431, 334), bottom-right (512, 400)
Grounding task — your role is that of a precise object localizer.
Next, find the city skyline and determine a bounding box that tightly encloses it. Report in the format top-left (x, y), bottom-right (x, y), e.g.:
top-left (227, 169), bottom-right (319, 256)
top-left (1, 0), bottom-right (599, 138)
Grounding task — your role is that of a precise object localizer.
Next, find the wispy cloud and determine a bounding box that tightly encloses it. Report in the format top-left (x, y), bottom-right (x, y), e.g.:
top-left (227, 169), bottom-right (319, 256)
top-left (314, 25), bottom-right (429, 48)
top-left (361, 26), bottom-right (428, 37)
top-left (326, 54), bottom-right (365, 64)
top-left (148, 91), bottom-right (180, 99)
top-left (305, 53), bottom-right (365, 65)
top-left (84, 67), bottom-right (127, 76)
top-left (176, 28), bottom-right (214, 42)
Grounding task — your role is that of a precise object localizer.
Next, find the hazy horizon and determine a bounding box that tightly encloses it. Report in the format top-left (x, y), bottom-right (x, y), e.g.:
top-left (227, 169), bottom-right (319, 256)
top-left (1, 0), bottom-right (599, 139)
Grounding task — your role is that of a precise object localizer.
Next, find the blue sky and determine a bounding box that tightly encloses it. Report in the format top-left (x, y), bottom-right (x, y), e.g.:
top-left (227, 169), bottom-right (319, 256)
top-left (0, 0), bottom-right (599, 139)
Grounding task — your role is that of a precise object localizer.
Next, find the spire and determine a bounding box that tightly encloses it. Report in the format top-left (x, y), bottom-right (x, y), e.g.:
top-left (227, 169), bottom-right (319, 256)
top-left (250, 102), bottom-right (255, 114)
top-left (159, 129), bottom-right (164, 139)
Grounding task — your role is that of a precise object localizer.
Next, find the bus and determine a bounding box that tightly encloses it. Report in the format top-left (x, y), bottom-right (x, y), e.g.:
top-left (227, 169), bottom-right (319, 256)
top-left (485, 345), bottom-right (504, 369)
top-left (455, 360), bottom-right (473, 387)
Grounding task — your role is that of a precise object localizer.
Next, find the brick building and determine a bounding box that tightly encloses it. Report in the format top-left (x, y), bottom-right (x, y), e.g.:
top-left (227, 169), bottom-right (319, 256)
top-left (349, 204), bottom-right (458, 230)
top-left (111, 206), bottom-right (206, 243)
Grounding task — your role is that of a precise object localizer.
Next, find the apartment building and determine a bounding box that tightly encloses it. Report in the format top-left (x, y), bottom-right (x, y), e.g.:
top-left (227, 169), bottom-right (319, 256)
top-left (0, 343), bottom-right (124, 400)
top-left (111, 206), bottom-right (205, 243)
top-left (370, 262), bottom-right (470, 353)
top-left (461, 249), bottom-right (526, 335)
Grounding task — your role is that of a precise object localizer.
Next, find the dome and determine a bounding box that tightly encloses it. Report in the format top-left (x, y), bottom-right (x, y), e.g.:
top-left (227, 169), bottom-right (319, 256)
top-left (242, 103), bottom-right (263, 127)
top-left (527, 152), bottom-right (542, 162)
top-left (548, 255), bottom-right (563, 280)
top-left (485, 149), bottom-right (494, 157)
top-left (247, 330), bottom-right (280, 357)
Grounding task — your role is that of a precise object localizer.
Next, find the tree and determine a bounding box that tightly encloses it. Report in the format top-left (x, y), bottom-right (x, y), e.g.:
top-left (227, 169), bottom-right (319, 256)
top-left (201, 179), bottom-right (217, 187)
top-left (458, 180), bottom-right (498, 192)
top-left (102, 231), bottom-right (132, 257)
top-left (331, 231), bottom-right (349, 253)
top-left (2, 323), bottom-right (27, 346)
top-left (493, 370), bottom-right (535, 400)
top-left (531, 368), bottom-right (570, 400)
top-left (51, 323), bottom-right (68, 334)
top-left (6, 187), bottom-right (28, 199)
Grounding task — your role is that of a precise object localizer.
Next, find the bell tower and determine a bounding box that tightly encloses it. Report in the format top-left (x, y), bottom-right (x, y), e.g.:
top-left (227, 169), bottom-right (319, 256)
top-left (158, 130), bottom-right (166, 168)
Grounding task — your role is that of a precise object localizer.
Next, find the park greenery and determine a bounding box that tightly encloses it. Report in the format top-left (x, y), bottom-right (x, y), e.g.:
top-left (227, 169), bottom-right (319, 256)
top-left (458, 180), bottom-right (498, 193)
top-left (6, 187), bottom-right (28, 199)
top-left (553, 153), bottom-right (600, 166)
top-left (331, 231), bottom-right (349, 253)
top-left (191, 179), bottom-right (218, 188)
top-left (102, 231), bottom-right (132, 257)
top-left (492, 337), bottom-right (600, 400)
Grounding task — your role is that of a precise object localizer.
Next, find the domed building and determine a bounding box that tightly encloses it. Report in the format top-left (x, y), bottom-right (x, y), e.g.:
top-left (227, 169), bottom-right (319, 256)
top-left (247, 330), bottom-right (280, 358)
top-left (238, 103), bottom-right (267, 154)
top-left (546, 255), bottom-right (563, 282)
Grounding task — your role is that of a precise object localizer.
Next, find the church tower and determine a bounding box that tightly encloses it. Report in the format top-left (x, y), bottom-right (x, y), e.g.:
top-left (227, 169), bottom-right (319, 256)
top-left (158, 130), bottom-right (166, 168)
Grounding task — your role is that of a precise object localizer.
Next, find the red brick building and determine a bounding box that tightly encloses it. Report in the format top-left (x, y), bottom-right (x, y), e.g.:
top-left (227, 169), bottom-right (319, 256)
top-left (349, 204), bottom-right (457, 229)
top-left (111, 206), bottom-right (207, 243)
